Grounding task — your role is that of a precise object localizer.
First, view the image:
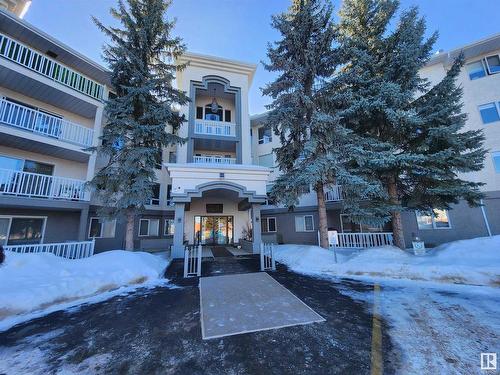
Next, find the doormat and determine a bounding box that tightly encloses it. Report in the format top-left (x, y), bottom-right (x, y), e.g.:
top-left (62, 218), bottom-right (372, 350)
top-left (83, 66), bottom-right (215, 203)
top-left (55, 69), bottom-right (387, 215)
top-left (199, 272), bottom-right (325, 339)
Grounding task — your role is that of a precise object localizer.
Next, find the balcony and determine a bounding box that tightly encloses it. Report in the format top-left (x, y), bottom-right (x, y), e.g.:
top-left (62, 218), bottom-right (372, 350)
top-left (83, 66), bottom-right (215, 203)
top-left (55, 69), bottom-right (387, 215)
top-left (324, 185), bottom-right (342, 202)
top-left (0, 98), bottom-right (94, 147)
top-left (0, 32), bottom-right (104, 100)
top-left (0, 168), bottom-right (88, 201)
top-left (193, 155), bottom-right (236, 165)
top-left (194, 119), bottom-right (236, 137)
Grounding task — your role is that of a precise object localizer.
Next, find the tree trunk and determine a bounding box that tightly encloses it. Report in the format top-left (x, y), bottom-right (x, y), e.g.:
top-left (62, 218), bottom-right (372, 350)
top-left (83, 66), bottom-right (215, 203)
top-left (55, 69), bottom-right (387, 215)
top-left (387, 177), bottom-right (405, 249)
top-left (315, 182), bottom-right (329, 249)
top-left (125, 209), bottom-right (135, 251)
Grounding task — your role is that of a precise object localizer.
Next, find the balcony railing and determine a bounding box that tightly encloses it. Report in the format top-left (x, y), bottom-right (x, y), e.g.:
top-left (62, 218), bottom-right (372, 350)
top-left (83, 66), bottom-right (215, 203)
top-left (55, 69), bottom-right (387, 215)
top-left (0, 33), bottom-right (104, 100)
top-left (193, 155), bottom-right (236, 164)
top-left (324, 185), bottom-right (342, 202)
top-left (194, 119), bottom-right (236, 137)
top-left (0, 168), bottom-right (89, 201)
top-left (0, 98), bottom-right (94, 147)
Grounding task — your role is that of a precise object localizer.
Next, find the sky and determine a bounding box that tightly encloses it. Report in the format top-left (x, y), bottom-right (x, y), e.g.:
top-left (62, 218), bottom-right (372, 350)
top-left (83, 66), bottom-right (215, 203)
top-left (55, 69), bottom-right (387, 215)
top-left (25, 0), bottom-right (500, 115)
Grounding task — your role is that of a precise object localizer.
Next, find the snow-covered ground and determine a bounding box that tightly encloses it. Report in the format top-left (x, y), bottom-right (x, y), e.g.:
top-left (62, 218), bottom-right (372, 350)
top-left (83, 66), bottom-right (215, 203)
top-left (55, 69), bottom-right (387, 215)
top-left (274, 235), bottom-right (500, 286)
top-left (0, 250), bottom-right (169, 331)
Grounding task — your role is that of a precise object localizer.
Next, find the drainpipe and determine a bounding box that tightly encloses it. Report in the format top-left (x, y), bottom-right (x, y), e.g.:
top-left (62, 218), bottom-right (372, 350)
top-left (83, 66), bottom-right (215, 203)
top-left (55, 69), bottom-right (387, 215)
top-left (480, 199), bottom-right (492, 237)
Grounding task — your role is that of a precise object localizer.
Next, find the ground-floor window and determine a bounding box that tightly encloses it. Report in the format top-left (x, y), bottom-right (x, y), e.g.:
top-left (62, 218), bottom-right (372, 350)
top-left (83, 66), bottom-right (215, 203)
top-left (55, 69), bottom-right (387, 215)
top-left (415, 209), bottom-right (451, 229)
top-left (261, 217), bottom-right (277, 233)
top-left (164, 219), bottom-right (175, 236)
top-left (89, 217), bottom-right (116, 239)
top-left (0, 216), bottom-right (46, 246)
top-left (139, 218), bottom-right (160, 237)
top-left (340, 214), bottom-right (383, 233)
top-left (295, 215), bottom-right (314, 232)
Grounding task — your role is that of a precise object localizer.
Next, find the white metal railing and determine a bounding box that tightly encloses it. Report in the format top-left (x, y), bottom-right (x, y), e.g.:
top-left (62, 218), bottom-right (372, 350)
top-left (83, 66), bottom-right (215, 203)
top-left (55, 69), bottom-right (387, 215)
top-left (332, 232), bottom-right (393, 248)
top-left (194, 119), bottom-right (236, 137)
top-left (0, 33), bottom-right (104, 100)
top-left (193, 155), bottom-right (236, 164)
top-left (184, 244), bottom-right (202, 277)
top-left (260, 242), bottom-right (276, 271)
top-left (0, 98), bottom-right (94, 147)
top-left (0, 168), bottom-right (89, 201)
top-left (324, 185), bottom-right (342, 202)
top-left (5, 240), bottom-right (95, 259)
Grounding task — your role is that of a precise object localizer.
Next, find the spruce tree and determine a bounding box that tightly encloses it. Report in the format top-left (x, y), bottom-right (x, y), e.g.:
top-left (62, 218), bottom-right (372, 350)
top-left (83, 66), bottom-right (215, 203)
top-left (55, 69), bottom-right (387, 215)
top-left (336, 0), bottom-right (486, 248)
top-left (90, 0), bottom-right (188, 250)
top-left (263, 0), bottom-right (385, 248)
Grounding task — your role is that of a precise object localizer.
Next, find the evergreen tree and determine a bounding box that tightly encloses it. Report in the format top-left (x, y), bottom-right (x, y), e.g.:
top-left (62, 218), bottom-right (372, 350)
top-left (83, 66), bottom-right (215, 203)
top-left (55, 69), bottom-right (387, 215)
top-left (263, 0), bottom-right (385, 248)
top-left (336, 0), bottom-right (485, 248)
top-left (90, 0), bottom-right (188, 250)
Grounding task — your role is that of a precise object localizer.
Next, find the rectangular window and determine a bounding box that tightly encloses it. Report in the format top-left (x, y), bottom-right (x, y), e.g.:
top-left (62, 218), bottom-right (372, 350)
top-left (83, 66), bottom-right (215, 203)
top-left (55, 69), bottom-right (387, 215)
top-left (88, 218), bottom-right (116, 239)
top-left (224, 109), bottom-right (231, 123)
top-left (206, 204), bottom-right (223, 214)
top-left (261, 217), bottom-right (277, 233)
top-left (139, 218), bottom-right (160, 237)
top-left (149, 184), bottom-right (160, 206)
top-left (258, 126), bottom-right (272, 144)
top-left (479, 103), bottom-right (500, 124)
top-left (4, 217), bottom-right (45, 245)
top-left (295, 215), bottom-right (314, 232)
top-left (154, 149), bottom-right (162, 169)
top-left (22, 160), bottom-right (54, 175)
top-left (415, 209), bottom-right (451, 230)
top-left (466, 60), bottom-right (486, 80)
top-left (340, 214), bottom-right (361, 233)
top-left (196, 106), bottom-right (203, 120)
top-left (0, 155), bottom-right (24, 171)
top-left (164, 219), bottom-right (175, 236)
top-left (485, 54), bottom-right (500, 74)
top-left (493, 152), bottom-right (500, 173)
top-left (168, 152), bottom-right (176, 163)
top-left (258, 153), bottom-right (274, 167)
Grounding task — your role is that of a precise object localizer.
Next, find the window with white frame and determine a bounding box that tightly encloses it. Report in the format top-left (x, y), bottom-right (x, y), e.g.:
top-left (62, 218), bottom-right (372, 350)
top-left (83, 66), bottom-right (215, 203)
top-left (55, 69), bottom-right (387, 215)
top-left (466, 54), bottom-right (500, 80)
top-left (485, 54), bottom-right (500, 74)
top-left (340, 214), bottom-right (383, 233)
top-left (295, 215), bottom-right (314, 232)
top-left (88, 217), bottom-right (116, 239)
top-left (258, 153), bottom-right (274, 167)
top-left (139, 218), bottom-right (160, 237)
top-left (415, 209), bottom-right (451, 230)
top-left (258, 126), bottom-right (272, 144)
top-left (164, 219), bottom-right (175, 236)
top-left (478, 102), bottom-right (500, 124)
top-left (492, 152), bottom-right (500, 173)
top-left (0, 216), bottom-right (46, 245)
top-left (148, 184), bottom-right (160, 206)
top-left (261, 217), bottom-right (277, 233)
top-left (466, 60), bottom-right (487, 80)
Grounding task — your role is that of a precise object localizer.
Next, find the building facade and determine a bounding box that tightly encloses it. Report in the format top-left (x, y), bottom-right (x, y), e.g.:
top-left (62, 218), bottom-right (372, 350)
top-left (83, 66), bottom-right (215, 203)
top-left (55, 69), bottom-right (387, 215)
top-left (252, 34), bottom-right (500, 247)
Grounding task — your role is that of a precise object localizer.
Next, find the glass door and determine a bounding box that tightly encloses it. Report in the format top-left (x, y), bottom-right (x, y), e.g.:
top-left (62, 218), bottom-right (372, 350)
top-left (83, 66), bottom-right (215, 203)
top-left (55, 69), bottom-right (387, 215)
top-left (195, 216), bottom-right (234, 245)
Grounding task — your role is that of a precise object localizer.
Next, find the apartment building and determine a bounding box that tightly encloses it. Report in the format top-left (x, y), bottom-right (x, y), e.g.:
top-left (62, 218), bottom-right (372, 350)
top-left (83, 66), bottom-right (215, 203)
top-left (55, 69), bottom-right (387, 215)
top-left (252, 34), bottom-right (500, 247)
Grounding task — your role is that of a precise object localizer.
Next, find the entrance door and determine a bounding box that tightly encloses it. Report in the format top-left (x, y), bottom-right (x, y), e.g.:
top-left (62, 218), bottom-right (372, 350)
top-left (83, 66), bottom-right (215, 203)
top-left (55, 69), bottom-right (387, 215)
top-left (195, 216), bottom-right (233, 245)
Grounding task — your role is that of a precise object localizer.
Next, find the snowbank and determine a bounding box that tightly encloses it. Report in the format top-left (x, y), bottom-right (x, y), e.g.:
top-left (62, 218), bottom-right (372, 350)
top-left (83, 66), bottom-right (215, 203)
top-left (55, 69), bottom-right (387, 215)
top-left (274, 235), bottom-right (500, 286)
top-left (0, 250), bottom-right (169, 321)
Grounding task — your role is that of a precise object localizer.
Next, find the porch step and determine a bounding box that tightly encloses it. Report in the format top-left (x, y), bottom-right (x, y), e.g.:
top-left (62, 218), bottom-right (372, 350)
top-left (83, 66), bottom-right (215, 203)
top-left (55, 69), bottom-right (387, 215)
top-left (211, 246), bottom-right (234, 257)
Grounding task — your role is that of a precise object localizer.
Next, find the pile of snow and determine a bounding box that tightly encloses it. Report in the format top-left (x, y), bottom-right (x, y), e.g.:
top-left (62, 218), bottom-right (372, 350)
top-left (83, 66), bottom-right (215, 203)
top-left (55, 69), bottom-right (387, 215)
top-left (274, 235), bottom-right (500, 286)
top-left (0, 250), bottom-right (169, 321)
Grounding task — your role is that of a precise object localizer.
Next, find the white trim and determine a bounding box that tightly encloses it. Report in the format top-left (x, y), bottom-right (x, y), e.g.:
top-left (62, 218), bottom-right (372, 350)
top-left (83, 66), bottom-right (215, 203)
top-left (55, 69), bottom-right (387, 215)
top-left (0, 215), bottom-right (47, 245)
top-left (139, 218), bottom-right (160, 237)
top-left (295, 215), bottom-right (314, 232)
top-left (262, 217), bottom-right (277, 233)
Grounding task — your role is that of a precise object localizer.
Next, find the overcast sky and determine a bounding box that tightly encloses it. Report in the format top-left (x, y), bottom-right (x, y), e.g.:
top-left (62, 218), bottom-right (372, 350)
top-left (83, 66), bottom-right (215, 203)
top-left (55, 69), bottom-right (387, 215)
top-left (25, 0), bottom-right (500, 114)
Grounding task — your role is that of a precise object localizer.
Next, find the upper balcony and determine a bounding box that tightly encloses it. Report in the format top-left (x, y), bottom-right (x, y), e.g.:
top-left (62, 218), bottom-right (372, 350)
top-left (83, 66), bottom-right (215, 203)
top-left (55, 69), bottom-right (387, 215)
top-left (324, 185), bottom-right (343, 202)
top-left (194, 119), bottom-right (236, 137)
top-left (0, 33), bottom-right (104, 101)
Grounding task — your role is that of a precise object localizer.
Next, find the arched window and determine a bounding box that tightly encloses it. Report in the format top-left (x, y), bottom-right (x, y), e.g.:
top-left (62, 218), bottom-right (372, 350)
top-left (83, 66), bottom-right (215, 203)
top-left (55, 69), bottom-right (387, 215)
top-left (204, 104), bottom-right (223, 121)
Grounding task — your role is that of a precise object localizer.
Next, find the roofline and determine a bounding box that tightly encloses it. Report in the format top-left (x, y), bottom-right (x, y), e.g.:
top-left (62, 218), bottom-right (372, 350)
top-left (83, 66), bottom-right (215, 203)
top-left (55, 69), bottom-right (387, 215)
top-left (426, 32), bottom-right (500, 67)
top-left (0, 8), bottom-right (110, 75)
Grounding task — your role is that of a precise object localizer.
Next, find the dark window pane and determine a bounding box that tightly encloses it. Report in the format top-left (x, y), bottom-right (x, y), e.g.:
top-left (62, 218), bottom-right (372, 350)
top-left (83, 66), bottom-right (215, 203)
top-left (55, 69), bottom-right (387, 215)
top-left (89, 218), bottom-right (102, 238)
top-left (261, 219), bottom-right (268, 233)
top-left (196, 106), bottom-right (203, 120)
top-left (206, 204), bottom-right (223, 213)
top-left (8, 218), bottom-right (44, 245)
top-left (486, 55), bottom-right (500, 74)
top-left (23, 160), bottom-right (53, 175)
top-left (224, 110), bottom-right (231, 122)
top-left (268, 218), bottom-right (276, 232)
top-left (139, 220), bottom-right (149, 236)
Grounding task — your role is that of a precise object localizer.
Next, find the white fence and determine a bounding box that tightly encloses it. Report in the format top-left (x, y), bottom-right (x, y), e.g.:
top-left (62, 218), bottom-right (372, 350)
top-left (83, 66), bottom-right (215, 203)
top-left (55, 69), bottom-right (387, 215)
top-left (184, 244), bottom-right (202, 277)
top-left (260, 242), bottom-right (276, 271)
top-left (332, 232), bottom-right (394, 248)
top-left (193, 155), bottom-right (236, 164)
top-left (5, 240), bottom-right (95, 259)
top-left (0, 168), bottom-right (88, 201)
top-left (324, 185), bottom-right (342, 202)
top-left (194, 119), bottom-right (236, 137)
top-left (0, 33), bottom-right (104, 100)
top-left (0, 98), bottom-right (94, 147)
